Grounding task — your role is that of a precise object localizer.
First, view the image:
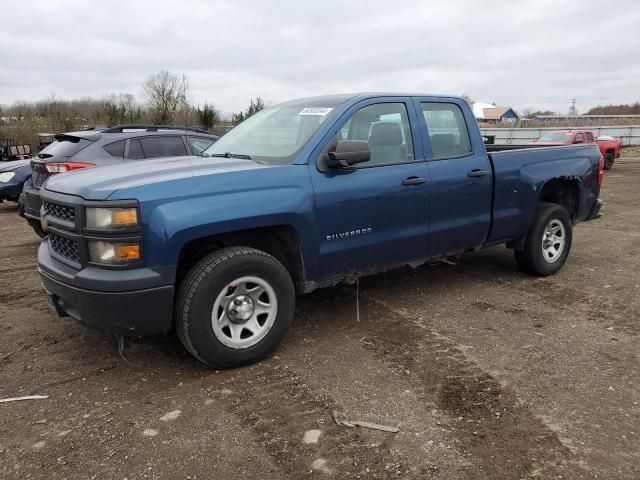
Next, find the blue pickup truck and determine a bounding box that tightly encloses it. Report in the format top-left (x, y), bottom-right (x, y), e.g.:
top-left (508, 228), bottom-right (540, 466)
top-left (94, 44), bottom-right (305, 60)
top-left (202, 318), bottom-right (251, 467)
top-left (36, 93), bottom-right (604, 367)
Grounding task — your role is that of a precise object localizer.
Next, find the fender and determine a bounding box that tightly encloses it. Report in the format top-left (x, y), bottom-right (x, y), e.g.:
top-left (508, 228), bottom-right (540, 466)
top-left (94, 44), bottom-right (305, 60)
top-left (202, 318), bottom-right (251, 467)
top-left (117, 165), bottom-right (318, 272)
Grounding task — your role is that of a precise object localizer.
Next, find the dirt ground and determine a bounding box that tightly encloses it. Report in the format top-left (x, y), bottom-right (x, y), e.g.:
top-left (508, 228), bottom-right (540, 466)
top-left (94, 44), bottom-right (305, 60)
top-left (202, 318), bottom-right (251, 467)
top-left (1, 158), bottom-right (639, 479)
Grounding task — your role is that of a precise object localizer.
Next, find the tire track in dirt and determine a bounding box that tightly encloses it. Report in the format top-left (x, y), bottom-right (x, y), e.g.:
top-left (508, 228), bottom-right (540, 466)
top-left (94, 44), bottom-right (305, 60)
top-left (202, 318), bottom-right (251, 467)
top-left (0, 265), bottom-right (37, 275)
top-left (0, 288), bottom-right (45, 307)
top-left (354, 296), bottom-right (585, 479)
top-left (425, 253), bottom-right (640, 337)
top-left (208, 363), bottom-right (409, 478)
top-left (477, 272), bottom-right (640, 336)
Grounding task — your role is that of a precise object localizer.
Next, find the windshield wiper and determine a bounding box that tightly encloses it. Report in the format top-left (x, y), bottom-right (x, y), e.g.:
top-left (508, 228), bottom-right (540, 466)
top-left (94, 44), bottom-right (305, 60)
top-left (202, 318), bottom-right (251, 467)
top-left (209, 152), bottom-right (252, 160)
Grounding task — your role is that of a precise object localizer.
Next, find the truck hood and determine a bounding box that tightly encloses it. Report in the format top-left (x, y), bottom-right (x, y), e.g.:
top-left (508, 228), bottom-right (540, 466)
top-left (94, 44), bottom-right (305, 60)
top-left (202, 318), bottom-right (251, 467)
top-left (43, 156), bottom-right (271, 200)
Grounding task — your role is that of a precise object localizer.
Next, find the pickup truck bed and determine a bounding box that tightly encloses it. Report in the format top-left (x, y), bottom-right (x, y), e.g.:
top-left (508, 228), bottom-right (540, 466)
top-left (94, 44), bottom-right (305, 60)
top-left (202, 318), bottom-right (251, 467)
top-left (35, 92), bottom-right (603, 368)
top-left (487, 144), bottom-right (601, 243)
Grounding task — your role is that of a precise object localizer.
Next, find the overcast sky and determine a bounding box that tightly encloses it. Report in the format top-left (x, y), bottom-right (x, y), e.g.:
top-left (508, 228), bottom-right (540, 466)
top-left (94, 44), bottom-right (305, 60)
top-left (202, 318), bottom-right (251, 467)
top-left (1, 0), bottom-right (638, 114)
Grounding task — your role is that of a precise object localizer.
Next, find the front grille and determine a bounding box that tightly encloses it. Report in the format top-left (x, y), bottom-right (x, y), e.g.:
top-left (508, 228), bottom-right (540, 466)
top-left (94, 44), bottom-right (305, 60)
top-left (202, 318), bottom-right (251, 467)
top-left (49, 233), bottom-right (80, 263)
top-left (44, 201), bottom-right (75, 223)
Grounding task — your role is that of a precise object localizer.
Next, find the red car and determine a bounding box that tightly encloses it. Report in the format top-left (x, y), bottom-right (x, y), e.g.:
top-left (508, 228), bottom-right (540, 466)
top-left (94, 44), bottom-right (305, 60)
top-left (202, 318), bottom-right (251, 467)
top-left (530, 130), bottom-right (621, 169)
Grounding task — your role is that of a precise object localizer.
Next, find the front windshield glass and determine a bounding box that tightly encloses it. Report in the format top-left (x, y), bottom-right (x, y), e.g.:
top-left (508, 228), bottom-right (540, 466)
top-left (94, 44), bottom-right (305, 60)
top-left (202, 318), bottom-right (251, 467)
top-left (539, 132), bottom-right (571, 143)
top-left (203, 100), bottom-right (342, 164)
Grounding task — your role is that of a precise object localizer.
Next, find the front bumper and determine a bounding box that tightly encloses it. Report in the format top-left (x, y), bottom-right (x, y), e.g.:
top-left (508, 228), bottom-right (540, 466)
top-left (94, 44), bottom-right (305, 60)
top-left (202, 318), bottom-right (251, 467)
top-left (38, 241), bottom-right (175, 337)
top-left (586, 199), bottom-right (603, 221)
top-left (23, 184), bottom-right (42, 220)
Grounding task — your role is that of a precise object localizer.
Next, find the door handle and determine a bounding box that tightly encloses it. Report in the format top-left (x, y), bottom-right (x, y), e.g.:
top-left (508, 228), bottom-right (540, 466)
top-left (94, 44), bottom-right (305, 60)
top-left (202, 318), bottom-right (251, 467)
top-left (467, 169), bottom-right (490, 178)
top-left (402, 176), bottom-right (428, 186)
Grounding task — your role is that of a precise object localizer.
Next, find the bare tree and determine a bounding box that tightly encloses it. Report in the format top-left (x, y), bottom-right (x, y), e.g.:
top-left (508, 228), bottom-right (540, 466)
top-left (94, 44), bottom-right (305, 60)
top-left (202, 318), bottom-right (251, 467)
top-left (143, 70), bottom-right (190, 124)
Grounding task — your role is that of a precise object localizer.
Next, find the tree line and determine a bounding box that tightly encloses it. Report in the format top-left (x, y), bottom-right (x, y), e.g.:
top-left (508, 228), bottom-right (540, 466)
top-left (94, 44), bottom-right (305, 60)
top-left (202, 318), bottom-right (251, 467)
top-left (0, 70), bottom-right (266, 144)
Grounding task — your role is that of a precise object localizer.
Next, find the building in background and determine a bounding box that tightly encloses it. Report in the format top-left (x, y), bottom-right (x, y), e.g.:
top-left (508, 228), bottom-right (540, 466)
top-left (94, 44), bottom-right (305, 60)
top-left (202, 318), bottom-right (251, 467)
top-left (472, 102), bottom-right (519, 124)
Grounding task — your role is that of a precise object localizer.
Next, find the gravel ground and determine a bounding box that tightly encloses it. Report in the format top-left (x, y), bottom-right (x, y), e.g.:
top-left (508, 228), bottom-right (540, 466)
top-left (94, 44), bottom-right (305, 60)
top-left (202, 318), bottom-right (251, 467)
top-left (0, 158), bottom-right (638, 479)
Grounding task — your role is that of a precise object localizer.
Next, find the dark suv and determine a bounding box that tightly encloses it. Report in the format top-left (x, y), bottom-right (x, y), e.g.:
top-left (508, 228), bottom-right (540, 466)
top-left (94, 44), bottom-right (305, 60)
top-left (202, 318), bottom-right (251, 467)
top-left (22, 125), bottom-right (218, 236)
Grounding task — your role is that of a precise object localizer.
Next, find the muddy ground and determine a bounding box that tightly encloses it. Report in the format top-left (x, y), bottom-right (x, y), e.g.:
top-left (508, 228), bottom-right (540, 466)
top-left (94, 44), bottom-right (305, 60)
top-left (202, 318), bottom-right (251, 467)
top-left (0, 158), bottom-right (638, 479)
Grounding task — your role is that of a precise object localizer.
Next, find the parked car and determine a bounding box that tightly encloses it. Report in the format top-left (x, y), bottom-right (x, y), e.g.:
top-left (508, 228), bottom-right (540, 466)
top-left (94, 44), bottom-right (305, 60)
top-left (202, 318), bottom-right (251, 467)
top-left (530, 129), bottom-right (621, 169)
top-left (36, 93), bottom-right (603, 368)
top-left (0, 160), bottom-right (32, 204)
top-left (22, 125), bottom-right (219, 237)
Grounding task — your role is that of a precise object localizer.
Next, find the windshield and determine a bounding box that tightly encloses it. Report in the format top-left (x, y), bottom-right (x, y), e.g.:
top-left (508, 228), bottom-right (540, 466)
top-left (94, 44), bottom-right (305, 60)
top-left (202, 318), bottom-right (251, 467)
top-left (203, 101), bottom-right (341, 164)
top-left (538, 132), bottom-right (571, 143)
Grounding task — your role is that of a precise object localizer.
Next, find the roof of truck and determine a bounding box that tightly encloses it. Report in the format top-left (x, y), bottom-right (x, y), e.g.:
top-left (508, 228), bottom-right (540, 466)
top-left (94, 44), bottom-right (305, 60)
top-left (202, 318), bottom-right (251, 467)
top-left (280, 92), bottom-right (465, 105)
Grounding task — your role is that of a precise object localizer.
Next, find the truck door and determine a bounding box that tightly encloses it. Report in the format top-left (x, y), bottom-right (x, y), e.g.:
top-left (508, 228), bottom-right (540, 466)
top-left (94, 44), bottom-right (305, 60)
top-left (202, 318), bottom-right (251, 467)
top-left (413, 99), bottom-right (493, 256)
top-left (309, 98), bottom-right (430, 280)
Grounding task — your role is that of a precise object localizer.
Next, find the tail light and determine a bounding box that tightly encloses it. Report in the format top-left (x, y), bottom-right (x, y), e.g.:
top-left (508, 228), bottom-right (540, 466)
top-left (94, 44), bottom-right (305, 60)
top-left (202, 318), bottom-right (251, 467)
top-left (597, 155), bottom-right (604, 186)
top-left (45, 162), bottom-right (95, 174)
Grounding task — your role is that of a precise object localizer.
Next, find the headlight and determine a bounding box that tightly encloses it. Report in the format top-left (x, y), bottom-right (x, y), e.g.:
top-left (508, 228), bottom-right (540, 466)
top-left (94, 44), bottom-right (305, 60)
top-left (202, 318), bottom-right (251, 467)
top-left (88, 240), bottom-right (141, 265)
top-left (0, 172), bottom-right (15, 183)
top-left (86, 207), bottom-right (138, 229)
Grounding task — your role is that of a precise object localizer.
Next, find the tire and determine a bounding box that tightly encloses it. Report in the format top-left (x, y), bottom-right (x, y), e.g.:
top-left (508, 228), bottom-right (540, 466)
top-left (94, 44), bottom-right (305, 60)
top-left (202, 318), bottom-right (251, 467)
top-left (514, 202), bottom-right (572, 276)
top-left (603, 152), bottom-right (614, 170)
top-left (175, 246), bottom-right (295, 368)
top-left (28, 219), bottom-right (47, 239)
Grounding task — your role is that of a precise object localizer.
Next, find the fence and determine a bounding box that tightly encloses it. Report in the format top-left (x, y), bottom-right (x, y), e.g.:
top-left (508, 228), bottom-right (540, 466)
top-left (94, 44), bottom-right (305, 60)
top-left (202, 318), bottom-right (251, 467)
top-left (479, 126), bottom-right (640, 146)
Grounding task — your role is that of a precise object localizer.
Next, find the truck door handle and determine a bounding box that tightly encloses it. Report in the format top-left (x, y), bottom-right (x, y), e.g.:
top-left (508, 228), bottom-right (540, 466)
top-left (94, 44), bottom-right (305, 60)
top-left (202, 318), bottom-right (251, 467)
top-left (467, 169), bottom-right (489, 178)
top-left (402, 176), bottom-right (428, 186)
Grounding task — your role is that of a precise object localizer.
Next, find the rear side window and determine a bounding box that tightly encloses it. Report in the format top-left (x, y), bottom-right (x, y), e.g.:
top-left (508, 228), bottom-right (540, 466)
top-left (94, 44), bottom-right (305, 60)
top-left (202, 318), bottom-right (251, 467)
top-left (126, 139), bottom-right (145, 160)
top-left (139, 136), bottom-right (187, 158)
top-left (37, 136), bottom-right (92, 159)
top-left (585, 132), bottom-right (594, 142)
top-left (421, 103), bottom-right (472, 159)
top-left (103, 140), bottom-right (125, 157)
top-left (187, 136), bottom-right (216, 155)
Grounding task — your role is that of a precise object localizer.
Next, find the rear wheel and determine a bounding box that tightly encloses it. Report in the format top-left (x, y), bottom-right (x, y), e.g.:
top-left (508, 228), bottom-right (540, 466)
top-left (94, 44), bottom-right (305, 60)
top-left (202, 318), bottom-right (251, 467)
top-left (175, 247), bottom-right (295, 368)
top-left (603, 152), bottom-right (614, 170)
top-left (514, 203), bottom-right (572, 276)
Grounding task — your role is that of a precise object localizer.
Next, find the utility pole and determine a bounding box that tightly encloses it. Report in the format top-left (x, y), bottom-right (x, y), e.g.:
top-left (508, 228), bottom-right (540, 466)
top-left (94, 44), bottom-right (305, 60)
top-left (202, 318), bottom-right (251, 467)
top-left (568, 99), bottom-right (578, 116)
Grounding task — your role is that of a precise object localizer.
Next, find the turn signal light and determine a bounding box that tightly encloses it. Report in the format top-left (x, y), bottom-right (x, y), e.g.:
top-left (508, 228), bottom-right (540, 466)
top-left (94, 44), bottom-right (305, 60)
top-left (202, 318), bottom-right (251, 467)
top-left (112, 209), bottom-right (138, 226)
top-left (114, 244), bottom-right (141, 261)
top-left (88, 240), bottom-right (141, 265)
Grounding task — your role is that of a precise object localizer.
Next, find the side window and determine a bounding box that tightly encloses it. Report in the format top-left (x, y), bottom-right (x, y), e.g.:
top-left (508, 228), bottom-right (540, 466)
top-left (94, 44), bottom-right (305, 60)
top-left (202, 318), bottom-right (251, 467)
top-left (574, 133), bottom-right (584, 143)
top-left (421, 103), bottom-right (472, 159)
top-left (139, 136), bottom-right (187, 158)
top-left (103, 140), bottom-right (125, 158)
top-left (187, 136), bottom-right (216, 155)
top-left (339, 102), bottom-right (414, 166)
top-left (586, 132), bottom-right (594, 142)
top-left (126, 139), bottom-right (145, 160)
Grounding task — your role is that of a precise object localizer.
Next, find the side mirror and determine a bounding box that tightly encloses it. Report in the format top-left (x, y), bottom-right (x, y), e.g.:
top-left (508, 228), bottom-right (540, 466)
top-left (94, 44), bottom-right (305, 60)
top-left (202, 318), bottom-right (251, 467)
top-left (327, 140), bottom-right (370, 168)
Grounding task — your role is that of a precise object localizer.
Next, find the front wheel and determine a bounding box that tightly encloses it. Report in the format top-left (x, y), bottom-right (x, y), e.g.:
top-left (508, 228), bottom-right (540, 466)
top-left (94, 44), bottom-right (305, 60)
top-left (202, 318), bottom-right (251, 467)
top-left (514, 203), bottom-right (572, 276)
top-left (603, 152), bottom-right (614, 170)
top-left (175, 247), bottom-right (295, 368)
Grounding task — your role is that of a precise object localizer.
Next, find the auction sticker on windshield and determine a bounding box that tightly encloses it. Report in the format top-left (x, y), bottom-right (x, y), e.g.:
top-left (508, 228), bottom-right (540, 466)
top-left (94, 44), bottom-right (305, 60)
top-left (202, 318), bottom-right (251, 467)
top-left (299, 107), bottom-right (333, 116)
